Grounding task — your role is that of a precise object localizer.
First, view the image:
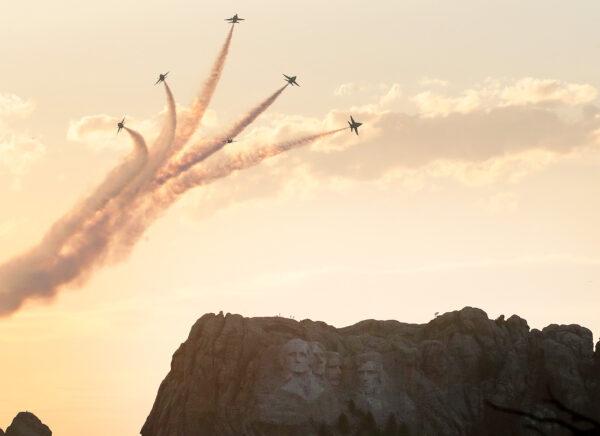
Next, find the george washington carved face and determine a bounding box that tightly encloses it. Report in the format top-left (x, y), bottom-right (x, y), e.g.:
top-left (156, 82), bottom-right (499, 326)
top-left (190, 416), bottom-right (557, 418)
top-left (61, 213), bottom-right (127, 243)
top-left (281, 338), bottom-right (310, 375)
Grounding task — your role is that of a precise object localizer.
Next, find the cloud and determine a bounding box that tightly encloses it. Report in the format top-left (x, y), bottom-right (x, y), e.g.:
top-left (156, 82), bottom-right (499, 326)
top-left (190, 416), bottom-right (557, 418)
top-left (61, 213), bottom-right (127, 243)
top-left (67, 114), bottom-right (119, 147)
top-left (411, 78), bottom-right (598, 118)
top-left (0, 93), bottom-right (35, 118)
top-left (500, 78), bottom-right (598, 106)
top-left (67, 106), bottom-right (219, 152)
top-left (0, 93), bottom-right (45, 179)
top-left (0, 133), bottom-right (45, 177)
top-left (378, 84), bottom-right (402, 106)
top-left (183, 77), bottom-right (600, 215)
top-left (412, 89), bottom-right (483, 117)
top-left (419, 77), bottom-right (449, 87)
top-left (334, 82), bottom-right (393, 97)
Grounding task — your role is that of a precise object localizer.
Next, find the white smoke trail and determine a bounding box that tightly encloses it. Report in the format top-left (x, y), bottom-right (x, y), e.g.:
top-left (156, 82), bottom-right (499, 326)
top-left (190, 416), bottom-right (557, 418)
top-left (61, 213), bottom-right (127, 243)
top-left (112, 128), bottom-right (345, 258)
top-left (0, 80), bottom-right (177, 316)
top-left (0, 127), bottom-right (149, 316)
top-left (156, 85), bottom-right (288, 184)
top-left (172, 25), bottom-right (235, 156)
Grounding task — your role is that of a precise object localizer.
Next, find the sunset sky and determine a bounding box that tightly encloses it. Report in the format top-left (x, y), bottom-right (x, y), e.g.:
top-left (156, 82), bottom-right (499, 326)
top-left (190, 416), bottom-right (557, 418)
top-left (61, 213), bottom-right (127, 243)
top-left (2, 1), bottom-right (600, 434)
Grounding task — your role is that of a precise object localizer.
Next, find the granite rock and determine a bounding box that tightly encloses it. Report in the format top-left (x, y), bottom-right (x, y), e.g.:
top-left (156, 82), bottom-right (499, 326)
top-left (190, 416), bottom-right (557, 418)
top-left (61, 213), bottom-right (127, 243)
top-left (142, 307), bottom-right (600, 435)
top-left (5, 412), bottom-right (51, 436)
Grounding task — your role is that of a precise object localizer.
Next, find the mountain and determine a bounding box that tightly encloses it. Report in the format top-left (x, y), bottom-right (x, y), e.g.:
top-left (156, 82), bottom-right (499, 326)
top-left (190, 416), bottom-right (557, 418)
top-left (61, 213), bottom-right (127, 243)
top-left (3, 412), bottom-right (51, 436)
top-left (142, 307), bottom-right (600, 435)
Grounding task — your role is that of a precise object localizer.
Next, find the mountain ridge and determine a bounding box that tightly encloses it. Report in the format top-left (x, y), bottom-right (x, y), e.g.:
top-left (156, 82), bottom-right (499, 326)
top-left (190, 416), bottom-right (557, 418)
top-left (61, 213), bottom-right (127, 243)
top-left (142, 307), bottom-right (600, 435)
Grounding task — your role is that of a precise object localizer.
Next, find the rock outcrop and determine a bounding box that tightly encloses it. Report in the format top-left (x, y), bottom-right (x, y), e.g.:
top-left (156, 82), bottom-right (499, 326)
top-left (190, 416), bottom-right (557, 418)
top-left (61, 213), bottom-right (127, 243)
top-left (142, 307), bottom-right (600, 435)
top-left (4, 412), bottom-right (51, 436)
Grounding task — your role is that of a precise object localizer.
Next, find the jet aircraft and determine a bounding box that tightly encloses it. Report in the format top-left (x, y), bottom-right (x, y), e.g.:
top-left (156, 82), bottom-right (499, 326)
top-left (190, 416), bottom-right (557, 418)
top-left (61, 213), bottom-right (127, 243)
top-left (348, 116), bottom-right (362, 135)
top-left (117, 117), bottom-right (126, 134)
top-left (226, 14), bottom-right (244, 23)
top-left (155, 72), bottom-right (169, 85)
top-left (283, 74), bottom-right (300, 87)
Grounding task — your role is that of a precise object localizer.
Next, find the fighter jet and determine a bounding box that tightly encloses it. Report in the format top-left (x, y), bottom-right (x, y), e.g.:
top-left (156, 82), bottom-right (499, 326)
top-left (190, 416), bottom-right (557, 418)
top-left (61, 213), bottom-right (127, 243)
top-left (117, 117), bottom-right (126, 134)
top-left (283, 74), bottom-right (300, 87)
top-left (348, 116), bottom-right (362, 135)
top-left (155, 72), bottom-right (169, 85)
top-left (225, 14), bottom-right (244, 24)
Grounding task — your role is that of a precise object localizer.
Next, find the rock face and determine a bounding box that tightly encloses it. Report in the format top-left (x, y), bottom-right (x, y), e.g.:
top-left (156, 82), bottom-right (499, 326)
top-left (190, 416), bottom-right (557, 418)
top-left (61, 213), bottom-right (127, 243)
top-left (142, 308), bottom-right (600, 435)
top-left (5, 412), bottom-right (51, 436)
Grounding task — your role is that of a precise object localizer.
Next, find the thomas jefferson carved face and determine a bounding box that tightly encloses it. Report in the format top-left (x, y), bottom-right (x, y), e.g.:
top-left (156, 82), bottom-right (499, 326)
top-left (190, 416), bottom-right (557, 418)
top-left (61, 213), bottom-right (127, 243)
top-left (310, 342), bottom-right (326, 376)
top-left (281, 339), bottom-right (310, 375)
top-left (325, 352), bottom-right (342, 386)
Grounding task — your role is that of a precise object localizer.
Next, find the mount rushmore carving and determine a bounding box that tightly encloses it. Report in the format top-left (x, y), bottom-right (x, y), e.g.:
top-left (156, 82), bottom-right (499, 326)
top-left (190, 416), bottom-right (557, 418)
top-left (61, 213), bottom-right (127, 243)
top-left (141, 308), bottom-right (600, 435)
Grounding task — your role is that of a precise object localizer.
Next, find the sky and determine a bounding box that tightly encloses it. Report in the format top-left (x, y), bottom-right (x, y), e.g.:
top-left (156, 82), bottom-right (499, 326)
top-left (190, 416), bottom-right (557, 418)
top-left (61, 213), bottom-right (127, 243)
top-left (1, 1), bottom-right (600, 434)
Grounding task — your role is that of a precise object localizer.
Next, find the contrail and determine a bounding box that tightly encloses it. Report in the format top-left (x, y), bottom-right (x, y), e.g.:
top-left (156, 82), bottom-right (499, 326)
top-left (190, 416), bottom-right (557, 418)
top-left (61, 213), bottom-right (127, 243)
top-left (41, 126), bottom-right (148, 250)
top-left (0, 127), bottom-right (149, 316)
top-left (112, 128), bottom-right (345, 257)
top-left (156, 84), bottom-right (289, 184)
top-left (172, 25), bottom-right (235, 155)
top-left (49, 82), bottom-right (178, 274)
top-left (143, 82), bottom-right (177, 180)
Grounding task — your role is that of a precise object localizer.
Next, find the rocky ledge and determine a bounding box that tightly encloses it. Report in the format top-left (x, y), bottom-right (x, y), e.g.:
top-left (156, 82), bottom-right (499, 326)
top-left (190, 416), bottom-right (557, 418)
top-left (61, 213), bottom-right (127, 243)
top-left (142, 307), bottom-right (600, 435)
top-left (2, 412), bottom-right (51, 436)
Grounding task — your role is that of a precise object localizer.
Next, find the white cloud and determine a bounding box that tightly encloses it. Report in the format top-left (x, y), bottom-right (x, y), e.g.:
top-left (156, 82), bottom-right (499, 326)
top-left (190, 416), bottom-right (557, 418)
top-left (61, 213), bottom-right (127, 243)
top-left (500, 78), bottom-right (598, 106)
top-left (212, 78), bottom-right (600, 195)
top-left (0, 133), bottom-right (45, 177)
top-left (412, 89), bottom-right (483, 117)
top-left (67, 105), bottom-right (219, 152)
top-left (419, 77), bottom-right (449, 87)
top-left (378, 84), bottom-right (402, 106)
top-left (411, 77), bottom-right (598, 118)
top-left (0, 93), bottom-right (45, 179)
top-left (0, 93), bottom-right (35, 118)
top-left (334, 82), bottom-right (392, 97)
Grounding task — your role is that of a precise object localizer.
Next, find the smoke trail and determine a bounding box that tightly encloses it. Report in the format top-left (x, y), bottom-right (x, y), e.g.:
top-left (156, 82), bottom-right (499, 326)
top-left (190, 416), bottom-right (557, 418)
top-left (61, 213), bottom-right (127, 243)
top-left (113, 128), bottom-right (345, 257)
top-left (145, 82), bottom-right (177, 177)
top-left (172, 25), bottom-right (235, 155)
top-left (41, 126), bottom-right (148, 250)
top-left (0, 127), bottom-right (149, 316)
top-left (156, 85), bottom-right (288, 184)
top-left (172, 128), bottom-right (345, 194)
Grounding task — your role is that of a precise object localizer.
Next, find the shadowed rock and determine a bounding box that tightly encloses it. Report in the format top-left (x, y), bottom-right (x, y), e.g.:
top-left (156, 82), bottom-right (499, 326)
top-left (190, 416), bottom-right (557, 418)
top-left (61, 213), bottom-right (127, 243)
top-left (141, 307), bottom-right (600, 436)
top-left (5, 412), bottom-right (51, 436)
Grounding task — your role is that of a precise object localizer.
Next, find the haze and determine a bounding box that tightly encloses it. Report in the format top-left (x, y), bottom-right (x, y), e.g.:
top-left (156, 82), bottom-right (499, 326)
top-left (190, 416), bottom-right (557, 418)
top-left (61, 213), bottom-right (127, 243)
top-left (1, 1), bottom-right (599, 435)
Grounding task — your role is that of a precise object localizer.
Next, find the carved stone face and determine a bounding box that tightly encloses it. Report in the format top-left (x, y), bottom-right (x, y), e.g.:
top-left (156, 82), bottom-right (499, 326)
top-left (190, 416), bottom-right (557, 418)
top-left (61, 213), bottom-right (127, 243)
top-left (281, 339), bottom-right (310, 375)
top-left (325, 352), bottom-right (342, 386)
top-left (310, 342), bottom-right (326, 376)
top-left (358, 361), bottom-right (381, 393)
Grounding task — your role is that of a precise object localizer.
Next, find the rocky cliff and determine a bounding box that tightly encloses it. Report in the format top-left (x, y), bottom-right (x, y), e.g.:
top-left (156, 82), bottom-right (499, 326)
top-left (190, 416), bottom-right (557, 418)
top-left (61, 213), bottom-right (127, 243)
top-left (142, 307), bottom-right (600, 435)
top-left (2, 412), bottom-right (51, 436)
